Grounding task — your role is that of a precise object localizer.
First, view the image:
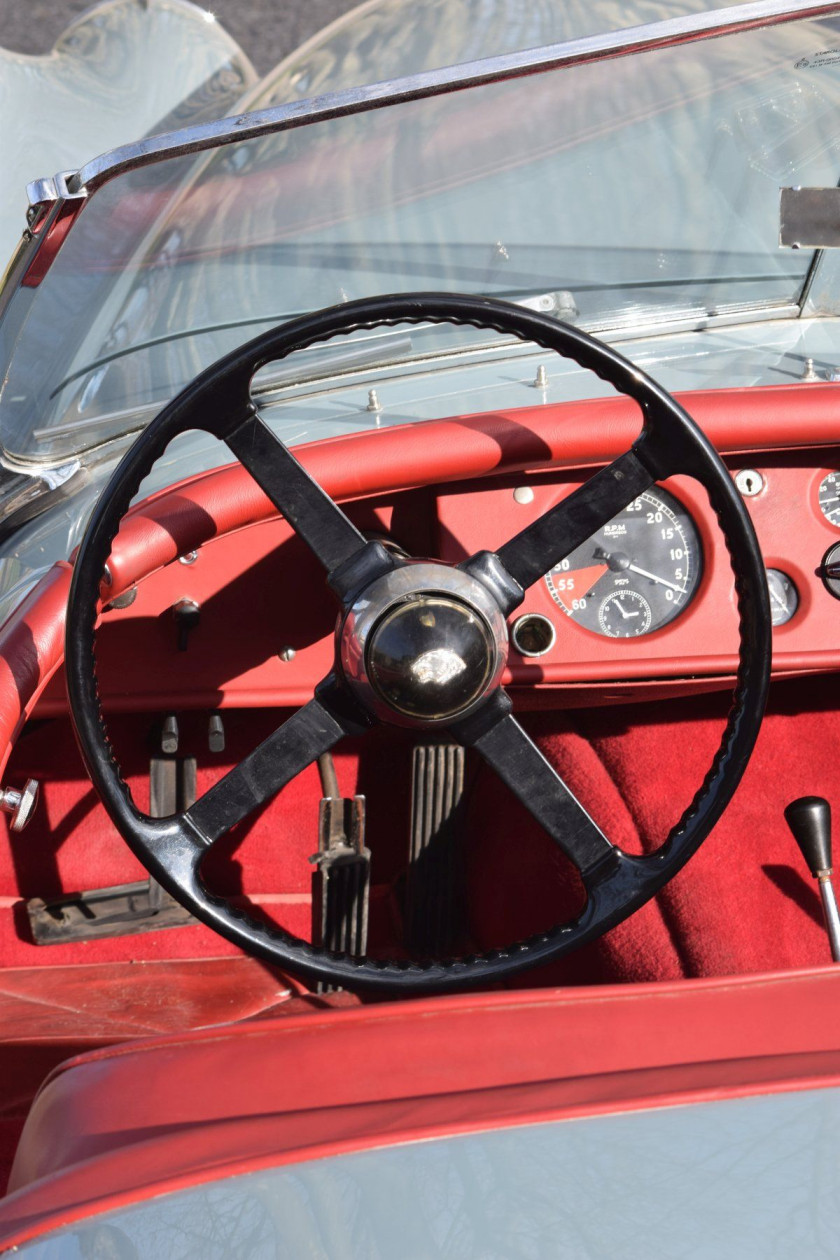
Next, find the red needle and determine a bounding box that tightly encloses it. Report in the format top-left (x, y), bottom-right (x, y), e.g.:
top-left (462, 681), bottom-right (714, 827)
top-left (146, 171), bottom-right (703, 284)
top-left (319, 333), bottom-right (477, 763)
top-left (551, 563), bottom-right (609, 613)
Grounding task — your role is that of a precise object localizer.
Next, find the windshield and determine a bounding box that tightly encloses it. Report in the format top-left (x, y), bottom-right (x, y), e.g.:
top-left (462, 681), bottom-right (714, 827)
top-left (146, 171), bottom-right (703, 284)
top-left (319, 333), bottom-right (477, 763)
top-left (2, 6), bottom-right (839, 464)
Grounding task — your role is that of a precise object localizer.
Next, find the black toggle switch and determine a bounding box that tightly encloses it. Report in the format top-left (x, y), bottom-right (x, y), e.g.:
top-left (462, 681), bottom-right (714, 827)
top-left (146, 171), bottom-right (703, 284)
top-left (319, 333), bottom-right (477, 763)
top-left (161, 714), bottom-right (179, 756)
top-left (173, 599), bottom-right (200, 652)
top-left (208, 713), bottom-right (225, 753)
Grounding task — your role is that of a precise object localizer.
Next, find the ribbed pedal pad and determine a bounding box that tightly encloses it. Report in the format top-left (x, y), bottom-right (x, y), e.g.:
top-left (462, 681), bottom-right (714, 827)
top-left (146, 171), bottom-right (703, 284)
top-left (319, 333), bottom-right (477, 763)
top-left (313, 795), bottom-right (370, 958)
top-left (405, 744), bottom-right (466, 956)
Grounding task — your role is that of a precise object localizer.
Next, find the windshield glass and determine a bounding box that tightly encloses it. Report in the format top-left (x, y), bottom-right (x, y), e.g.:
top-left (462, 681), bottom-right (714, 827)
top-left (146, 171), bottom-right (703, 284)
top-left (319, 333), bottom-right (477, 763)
top-left (2, 8), bottom-right (839, 464)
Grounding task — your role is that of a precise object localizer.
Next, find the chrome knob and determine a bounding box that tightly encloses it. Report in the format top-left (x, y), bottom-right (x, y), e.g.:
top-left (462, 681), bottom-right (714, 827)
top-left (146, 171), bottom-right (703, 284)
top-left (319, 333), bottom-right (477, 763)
top-left (0, 778), bottom-right (39, 831)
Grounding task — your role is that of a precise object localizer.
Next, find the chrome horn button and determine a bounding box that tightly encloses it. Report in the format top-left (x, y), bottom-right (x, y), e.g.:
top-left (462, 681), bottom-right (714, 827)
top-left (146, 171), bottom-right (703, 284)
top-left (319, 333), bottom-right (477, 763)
top-left (339, 561), bottom-right (508, 725)
top-left (367, 594), bottom-right (495, 720)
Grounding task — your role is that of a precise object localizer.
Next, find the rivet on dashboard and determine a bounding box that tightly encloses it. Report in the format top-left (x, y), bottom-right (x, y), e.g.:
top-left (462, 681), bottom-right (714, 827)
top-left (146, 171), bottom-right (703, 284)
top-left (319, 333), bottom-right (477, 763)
top-left (104, 586), bottom-right (137, 611)
top-left (279, 646), bottom-right (296, 662)
top-left (513, 486), bottom-right (535, 505)
top-left (178, 551), bottom-right (199, 566)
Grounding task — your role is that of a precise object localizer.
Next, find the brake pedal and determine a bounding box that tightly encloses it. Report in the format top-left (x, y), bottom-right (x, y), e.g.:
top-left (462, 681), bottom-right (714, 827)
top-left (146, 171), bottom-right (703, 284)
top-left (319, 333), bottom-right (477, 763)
top-left (405, 744), bottom-right (466, 956)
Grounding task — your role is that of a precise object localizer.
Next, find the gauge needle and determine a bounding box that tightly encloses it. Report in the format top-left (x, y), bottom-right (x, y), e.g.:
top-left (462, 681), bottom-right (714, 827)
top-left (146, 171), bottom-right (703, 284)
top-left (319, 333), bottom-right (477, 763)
top-left (594, 548), bottom-right (685, 596)
top-left (626, 563), bottom-right (685, 594)
top-left (769, 587), bottom-right (788, 611)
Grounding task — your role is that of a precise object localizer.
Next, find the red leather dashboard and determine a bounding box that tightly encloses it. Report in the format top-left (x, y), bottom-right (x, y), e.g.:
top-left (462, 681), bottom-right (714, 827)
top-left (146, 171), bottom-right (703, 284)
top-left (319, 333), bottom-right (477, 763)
top-left (4, 382), bottom-right (840, 752)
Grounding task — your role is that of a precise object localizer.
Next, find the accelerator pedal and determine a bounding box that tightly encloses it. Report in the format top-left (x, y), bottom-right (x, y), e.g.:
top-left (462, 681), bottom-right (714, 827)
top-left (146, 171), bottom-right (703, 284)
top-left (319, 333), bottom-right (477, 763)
top-left (405, 744), bottom-right (466, 956)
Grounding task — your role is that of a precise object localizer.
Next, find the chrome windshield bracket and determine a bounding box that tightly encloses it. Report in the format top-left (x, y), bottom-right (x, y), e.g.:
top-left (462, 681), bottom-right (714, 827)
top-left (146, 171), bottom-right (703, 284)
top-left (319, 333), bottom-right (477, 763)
top-left (25, 171), bottom-right (87, 232)
top-left (0, 460), bottom-right (84, 540)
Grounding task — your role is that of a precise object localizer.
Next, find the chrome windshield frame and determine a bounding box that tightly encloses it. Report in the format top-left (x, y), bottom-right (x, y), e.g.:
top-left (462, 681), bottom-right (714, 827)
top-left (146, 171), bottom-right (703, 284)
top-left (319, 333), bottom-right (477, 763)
top-left (3, 0), bottom-right (838, 315)
top-left (4, 0), bottom-right (837, 330)
top-left (0, 0), bottom-right (838, 456)
top-left (20, 0), bottom-right (840, 205)
top-left (60, 0), bottom-right (840, 198)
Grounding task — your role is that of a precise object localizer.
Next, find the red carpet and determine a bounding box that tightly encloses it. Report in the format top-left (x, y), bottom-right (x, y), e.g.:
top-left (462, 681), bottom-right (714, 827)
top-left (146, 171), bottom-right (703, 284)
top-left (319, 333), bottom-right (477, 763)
top-left (1, 676), bottom-right (837, 979)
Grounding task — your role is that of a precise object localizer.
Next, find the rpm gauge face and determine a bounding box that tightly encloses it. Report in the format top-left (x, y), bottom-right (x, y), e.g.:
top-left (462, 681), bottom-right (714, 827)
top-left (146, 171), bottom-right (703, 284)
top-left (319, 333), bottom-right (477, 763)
top-left (818, 472), bottom-right (840, 527)
top-left (545, 488), bottom-right (702, 638)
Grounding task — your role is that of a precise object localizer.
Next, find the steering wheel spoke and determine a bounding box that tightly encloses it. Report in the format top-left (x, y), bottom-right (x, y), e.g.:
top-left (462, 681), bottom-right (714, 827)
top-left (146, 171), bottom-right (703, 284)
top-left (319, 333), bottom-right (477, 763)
top-left (492, 447), bottom-right (655, 595)
top-left (225, 410), bottom-right (368, 581)
top-left (457, 700), bottom-right (617, 878)
top-left (185, 687), bottom-right (358, 846)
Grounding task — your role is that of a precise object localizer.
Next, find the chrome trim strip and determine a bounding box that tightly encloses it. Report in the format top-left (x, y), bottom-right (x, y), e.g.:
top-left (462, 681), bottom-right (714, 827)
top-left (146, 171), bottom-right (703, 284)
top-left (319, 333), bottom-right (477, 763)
top-left (59, 0), bottom-right (840, 197)
top-left (254, 304), bottom-right (805, 409)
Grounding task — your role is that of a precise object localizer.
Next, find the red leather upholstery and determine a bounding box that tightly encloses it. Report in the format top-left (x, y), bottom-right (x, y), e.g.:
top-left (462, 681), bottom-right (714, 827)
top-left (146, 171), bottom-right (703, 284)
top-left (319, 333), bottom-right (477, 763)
top-left (1, 383), bottom-right (838, 782)
top-left (3, 965), bottom-right (840, 1249)
top-left (0, 563), bottom-right (71, 773)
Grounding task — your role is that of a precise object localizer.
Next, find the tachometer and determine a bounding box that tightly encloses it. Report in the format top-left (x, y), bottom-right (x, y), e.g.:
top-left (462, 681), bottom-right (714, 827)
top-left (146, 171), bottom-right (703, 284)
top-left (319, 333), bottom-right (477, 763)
top-left (545, 487), bottom-right (702, 638)
top-left (818, 472), bottom-right (840, 527)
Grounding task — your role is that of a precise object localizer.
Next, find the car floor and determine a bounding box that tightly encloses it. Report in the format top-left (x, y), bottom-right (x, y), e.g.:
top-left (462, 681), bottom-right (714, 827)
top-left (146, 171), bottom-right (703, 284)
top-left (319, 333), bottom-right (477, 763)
top-left (1, 673), bottom-right (838, 1190)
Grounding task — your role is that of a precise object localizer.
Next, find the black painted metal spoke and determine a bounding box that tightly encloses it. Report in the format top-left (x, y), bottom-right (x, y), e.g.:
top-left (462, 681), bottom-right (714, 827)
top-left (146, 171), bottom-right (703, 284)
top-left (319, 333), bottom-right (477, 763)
top-left (466, 711), bottom-right (616, 877)
top-left (494, 448), bottom-right (654, 593)
top-left (186, 694), bottom-right (349, 845)
top-left (226, 411), bottom-right (366, 575)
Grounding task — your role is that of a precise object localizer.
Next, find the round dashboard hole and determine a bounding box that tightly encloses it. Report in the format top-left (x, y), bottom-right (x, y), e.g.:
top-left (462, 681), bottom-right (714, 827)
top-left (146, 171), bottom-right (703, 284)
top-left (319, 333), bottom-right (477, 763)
top-left (511, 613), bottom-right (556, 657)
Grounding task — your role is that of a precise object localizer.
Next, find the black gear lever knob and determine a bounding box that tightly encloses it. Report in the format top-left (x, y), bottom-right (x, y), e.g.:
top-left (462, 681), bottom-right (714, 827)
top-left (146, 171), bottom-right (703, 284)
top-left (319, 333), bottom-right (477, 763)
top-left (785, 795), bottom-right (840, 963)
top-left (784, 796), bottom-right (833, 877)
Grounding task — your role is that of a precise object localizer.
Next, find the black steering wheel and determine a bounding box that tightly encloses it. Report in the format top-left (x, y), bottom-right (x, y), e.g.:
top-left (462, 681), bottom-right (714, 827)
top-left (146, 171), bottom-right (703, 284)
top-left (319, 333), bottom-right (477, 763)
top-left (66, 294), bottom-right (771, 992)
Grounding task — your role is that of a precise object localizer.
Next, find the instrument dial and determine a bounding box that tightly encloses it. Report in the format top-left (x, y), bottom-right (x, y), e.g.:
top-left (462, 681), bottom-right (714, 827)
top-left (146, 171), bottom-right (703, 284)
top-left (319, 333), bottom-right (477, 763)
top-left (766, 568), bottom-right (798, 627)
top-left (597, 589), bottom-right (653, 638)
top-left (545, 487), bottom-right (702, 638)
top-left (818, 472), bottom-right (840, 527)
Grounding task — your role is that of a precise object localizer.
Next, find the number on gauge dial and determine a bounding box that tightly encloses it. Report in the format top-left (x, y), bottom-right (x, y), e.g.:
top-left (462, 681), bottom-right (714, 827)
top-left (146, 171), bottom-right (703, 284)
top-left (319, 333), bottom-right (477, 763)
top-left (544, 487), bottom-right (702, 639)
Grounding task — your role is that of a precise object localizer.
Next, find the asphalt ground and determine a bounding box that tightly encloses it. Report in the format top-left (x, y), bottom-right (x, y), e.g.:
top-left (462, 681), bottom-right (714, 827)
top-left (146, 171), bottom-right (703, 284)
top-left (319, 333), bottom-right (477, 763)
top-left (0, 1), bottom-right (361, 75)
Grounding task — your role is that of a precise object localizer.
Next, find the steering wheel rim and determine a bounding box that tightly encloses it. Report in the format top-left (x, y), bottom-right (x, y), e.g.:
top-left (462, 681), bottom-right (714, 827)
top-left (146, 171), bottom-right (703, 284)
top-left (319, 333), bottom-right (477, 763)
top-left (65, 293), bottom-right (771, 993)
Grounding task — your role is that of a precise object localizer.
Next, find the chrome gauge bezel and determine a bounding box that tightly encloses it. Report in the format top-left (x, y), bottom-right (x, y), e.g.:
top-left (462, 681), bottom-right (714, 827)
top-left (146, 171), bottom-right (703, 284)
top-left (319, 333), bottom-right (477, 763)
top-left (544, 486), bottom-right (703, 640)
